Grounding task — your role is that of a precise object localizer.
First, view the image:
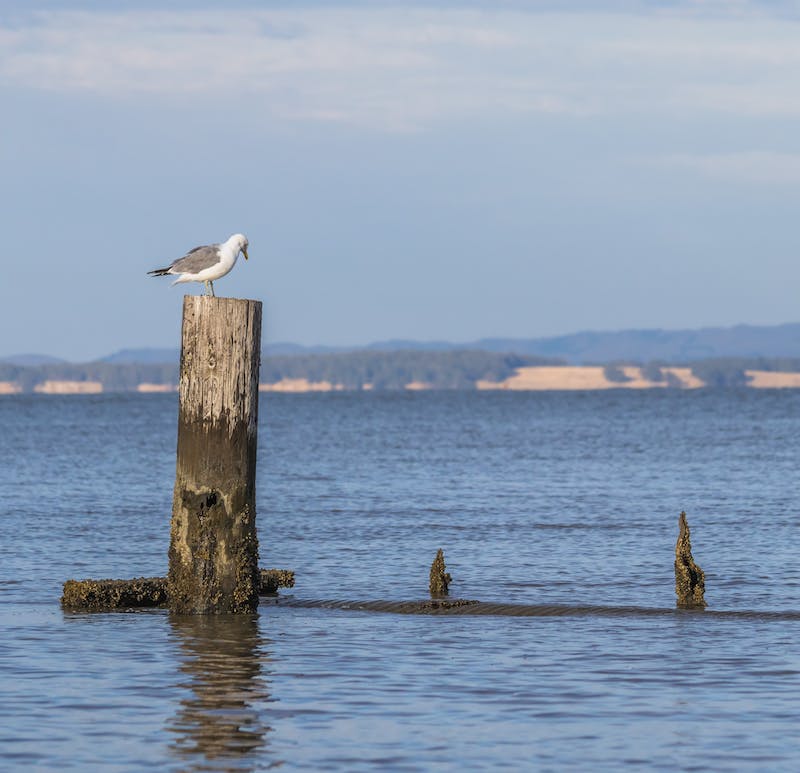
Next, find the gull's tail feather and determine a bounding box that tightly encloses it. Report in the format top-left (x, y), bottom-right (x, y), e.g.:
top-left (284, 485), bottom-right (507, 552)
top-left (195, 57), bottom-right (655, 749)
top-left (147, 267), bottom-right (172, 277)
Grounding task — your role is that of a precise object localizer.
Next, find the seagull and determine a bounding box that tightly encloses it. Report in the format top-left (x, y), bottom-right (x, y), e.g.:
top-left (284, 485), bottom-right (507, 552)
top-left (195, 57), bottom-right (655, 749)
top-left (147, 233), bottom-right (249, 296)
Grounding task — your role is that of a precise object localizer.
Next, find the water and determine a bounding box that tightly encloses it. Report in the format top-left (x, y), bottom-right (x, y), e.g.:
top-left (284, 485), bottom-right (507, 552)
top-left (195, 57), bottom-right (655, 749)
top-left (1, 390), bottom-right (800, 770)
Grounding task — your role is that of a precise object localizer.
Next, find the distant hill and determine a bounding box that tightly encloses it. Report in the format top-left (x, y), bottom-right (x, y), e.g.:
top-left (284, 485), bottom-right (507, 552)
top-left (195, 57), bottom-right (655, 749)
top-left (264, 342), bottom-right (349, 356)
top-left (11, 322), bottom-right (800, 366)
top-left (94, 322), bottom-right (800, 365)
top-left (0, 353), bottom-right (67, 366)
top-left (95, 342), bottom-right (348, 364)
top-left (287, 322), bottom-right (795, 363)
top-left (468, 323), bottom-right (800, 363)
top-left (364, 339), bottom-right (460, 352)
top-left (367, 323), bottom-right (800, 362)
top-left (98, 348), bottom-right (179, 364)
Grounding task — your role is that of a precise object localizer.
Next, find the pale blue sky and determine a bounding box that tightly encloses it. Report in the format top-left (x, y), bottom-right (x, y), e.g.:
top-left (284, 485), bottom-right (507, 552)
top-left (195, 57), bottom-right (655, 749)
top-left (2, 0), bottom-right (800, 360)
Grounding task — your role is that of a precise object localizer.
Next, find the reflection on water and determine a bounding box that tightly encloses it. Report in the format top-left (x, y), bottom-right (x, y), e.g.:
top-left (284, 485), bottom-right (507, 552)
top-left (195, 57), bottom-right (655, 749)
top-left (166, 614), bottom-right (276, 771)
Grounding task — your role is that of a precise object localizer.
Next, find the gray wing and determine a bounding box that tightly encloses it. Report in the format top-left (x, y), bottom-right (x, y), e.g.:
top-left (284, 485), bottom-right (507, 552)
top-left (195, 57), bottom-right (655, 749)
top-left (168, 244), bottom-right (221, 273)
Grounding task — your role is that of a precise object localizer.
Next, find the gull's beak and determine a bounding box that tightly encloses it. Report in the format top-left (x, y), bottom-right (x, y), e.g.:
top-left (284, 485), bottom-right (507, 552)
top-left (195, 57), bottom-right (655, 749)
top-left (243, 245), bottom-right (249, 261)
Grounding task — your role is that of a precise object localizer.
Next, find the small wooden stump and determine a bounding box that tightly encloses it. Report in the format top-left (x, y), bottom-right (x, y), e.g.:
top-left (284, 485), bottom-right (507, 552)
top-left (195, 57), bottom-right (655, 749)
top-left (168, 296), bottom-right (262, 614)
top-left (429, 548), bottom-right (452, 597)
top-left (259, 568), bottom-right (295, 594)
top-left (675, 511), bottom-right (706, 609)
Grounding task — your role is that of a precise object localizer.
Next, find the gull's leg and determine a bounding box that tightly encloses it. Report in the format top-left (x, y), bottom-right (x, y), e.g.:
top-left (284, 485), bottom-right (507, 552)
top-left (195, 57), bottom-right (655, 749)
top-left (209, 281), bottom-right (215, 297)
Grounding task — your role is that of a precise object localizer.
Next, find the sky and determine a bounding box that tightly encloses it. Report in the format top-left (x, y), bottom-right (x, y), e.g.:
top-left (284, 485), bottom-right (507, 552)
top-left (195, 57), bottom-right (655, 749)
top-left (2, 0), bottom-right (800, 360)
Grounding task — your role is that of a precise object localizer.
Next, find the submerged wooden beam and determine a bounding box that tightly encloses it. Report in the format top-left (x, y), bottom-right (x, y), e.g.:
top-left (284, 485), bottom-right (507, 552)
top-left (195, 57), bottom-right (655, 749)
top-left (675, 511), bottom-right (707, 609)
top-left (168, 296), bottom-right (263, 614)
top-left (61, 577), bottom-right (169, 611)
top-left (61, 569), bottom-right (295, 611)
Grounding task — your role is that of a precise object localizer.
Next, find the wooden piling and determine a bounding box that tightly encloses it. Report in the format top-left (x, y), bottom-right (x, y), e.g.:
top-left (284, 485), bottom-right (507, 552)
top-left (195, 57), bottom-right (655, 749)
top-left (168, 296), bottom-right (262, 614)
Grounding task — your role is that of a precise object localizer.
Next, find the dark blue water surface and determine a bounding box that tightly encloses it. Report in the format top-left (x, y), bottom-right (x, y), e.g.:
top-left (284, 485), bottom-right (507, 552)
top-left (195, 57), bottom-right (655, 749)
top-left (1, 390), bottom-right (800, 770)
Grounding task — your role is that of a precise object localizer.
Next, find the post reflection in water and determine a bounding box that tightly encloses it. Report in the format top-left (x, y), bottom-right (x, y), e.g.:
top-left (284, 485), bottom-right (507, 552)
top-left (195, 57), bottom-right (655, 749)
top-left (166, 613), bottom-right (275, 770)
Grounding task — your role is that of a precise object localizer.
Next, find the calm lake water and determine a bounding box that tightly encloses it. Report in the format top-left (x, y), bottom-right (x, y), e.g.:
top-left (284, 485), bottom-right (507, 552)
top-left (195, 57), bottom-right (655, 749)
top-left (1, 390), bottom-right (800, 770)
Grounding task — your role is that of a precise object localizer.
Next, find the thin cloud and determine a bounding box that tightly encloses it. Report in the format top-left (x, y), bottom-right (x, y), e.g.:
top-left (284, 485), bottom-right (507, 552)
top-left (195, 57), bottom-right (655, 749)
top-left (2, 6), bottom-right (800, 129)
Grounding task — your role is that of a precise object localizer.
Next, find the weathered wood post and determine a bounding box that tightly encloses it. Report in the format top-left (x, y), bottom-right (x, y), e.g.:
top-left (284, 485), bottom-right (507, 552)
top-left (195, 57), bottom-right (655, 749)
top-left (168, 296), bottom-right (262, 614)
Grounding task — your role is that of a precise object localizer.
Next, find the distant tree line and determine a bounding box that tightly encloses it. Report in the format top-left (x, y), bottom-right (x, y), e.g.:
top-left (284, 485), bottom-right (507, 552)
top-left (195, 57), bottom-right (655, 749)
top-left (260, 350), bottom-right (557, 390)
top-left (0, 351), bottom-right (560, 392)
top-left (603, 357), bottom-right (800, 387)
top-left (0, 362), bottom-right (179, 392)
top-left (687, 357), bottom-right (800, 387)
top-left (4, 353), bottom-right (800, 393)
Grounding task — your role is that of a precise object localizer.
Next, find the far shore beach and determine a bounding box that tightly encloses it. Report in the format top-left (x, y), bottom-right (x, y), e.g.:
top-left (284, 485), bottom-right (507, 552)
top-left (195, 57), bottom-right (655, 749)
top-left (4, 366), bottom-right (800, 394)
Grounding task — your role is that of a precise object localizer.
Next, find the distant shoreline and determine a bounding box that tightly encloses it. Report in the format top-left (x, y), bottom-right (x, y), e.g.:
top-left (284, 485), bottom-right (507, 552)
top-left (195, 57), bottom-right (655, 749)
top-left (4, 365), bottom-right (800, 394)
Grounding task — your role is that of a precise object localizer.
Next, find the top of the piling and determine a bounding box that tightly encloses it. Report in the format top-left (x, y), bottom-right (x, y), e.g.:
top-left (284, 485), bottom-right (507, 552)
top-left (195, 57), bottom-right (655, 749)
top-left (184, 294), bottom-right (262, 305)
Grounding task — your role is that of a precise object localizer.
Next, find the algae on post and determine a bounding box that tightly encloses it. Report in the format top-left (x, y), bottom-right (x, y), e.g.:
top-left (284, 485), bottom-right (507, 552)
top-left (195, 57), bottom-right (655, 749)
top-left (675, 511), bottom-right (706, 609)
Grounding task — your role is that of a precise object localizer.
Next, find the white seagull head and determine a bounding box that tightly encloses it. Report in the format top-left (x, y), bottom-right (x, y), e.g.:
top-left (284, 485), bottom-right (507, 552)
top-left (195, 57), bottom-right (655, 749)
top-left (229, 233), bottom-right (249, 260)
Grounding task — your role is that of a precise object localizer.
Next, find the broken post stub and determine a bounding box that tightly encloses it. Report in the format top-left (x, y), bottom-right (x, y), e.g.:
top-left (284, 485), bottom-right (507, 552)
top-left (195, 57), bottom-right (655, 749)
top-left (675, 511), bottom-right (706, 609)
top-left (168, 296), bottom-right (262, 614)
top-left (429, 549), bottom-right (452, 597)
